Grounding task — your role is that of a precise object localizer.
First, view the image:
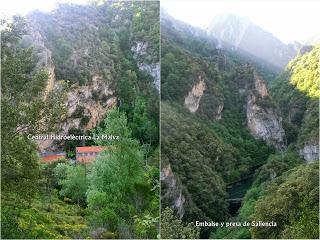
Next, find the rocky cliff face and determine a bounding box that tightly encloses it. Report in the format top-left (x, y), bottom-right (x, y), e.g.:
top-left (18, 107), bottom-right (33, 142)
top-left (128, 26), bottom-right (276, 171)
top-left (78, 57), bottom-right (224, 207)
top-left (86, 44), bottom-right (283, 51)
top-left (37, 75), bottom-right (116, 152)
top-left (299, 144), bottom-right (319, 163)
top-left (253, 72), bottom-right (268, 97)
top-left (23, 28), bottom-right (117, 152)
top-left (64, 75), bottom-right (116, 130)
top-left (22, 26), bottom-right (56, 97)
top-left (246, 95), bottom-right (286, 150)
top-left (215, 103), bottom-right (224, 120)
top-left (131, 41), bottom-right (160, 89)
top-left (161, 164), bottom-right (185, 219)
top-left (246, 73), bottom-right (286, 150)
top-left (184, 76), bottom-right (206, 113)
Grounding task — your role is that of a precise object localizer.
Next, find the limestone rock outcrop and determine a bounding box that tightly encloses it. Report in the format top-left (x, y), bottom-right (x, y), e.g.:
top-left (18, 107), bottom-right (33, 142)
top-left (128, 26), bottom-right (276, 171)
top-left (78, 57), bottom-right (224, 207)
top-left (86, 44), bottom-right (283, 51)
top-left (246, 73), bottom-right (286, 150)
top-left (131, 41), bottom-right (160, 89)
top-left (37, 75), bottom-right (116, 152)
top-left (161, 164), bottom-right (185, 219)
top-left (22, 27), bottom-right (56, 97)
top-left (24, 29), bottom-right (117, 152)
top-left (246, 94), bottom-right (285, 150)
top-left (63, 75), bottom-right (116, 131)
top-left (254, 72), bottom-right (268, 98)
top-left (184, 76), bottom-right (206, 113)
top-left (215, 103), bottom-right (224, 120)
top-left (299, 144), bottom-right (319, 163)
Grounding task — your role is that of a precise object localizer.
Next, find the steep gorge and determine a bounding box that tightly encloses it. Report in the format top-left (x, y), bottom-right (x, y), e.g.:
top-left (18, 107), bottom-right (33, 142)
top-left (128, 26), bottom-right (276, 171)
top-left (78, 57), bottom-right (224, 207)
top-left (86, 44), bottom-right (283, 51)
top-left (161, 13), bottom-right (318, 239)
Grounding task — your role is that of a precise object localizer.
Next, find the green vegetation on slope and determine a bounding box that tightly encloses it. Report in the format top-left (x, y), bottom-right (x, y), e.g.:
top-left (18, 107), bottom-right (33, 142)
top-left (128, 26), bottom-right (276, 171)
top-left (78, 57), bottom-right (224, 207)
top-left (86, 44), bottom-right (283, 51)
top-left (161, 207), bottom-right (200, 239)
top-left (161, 18), bottom-right (275, 238)
top-left (1, 1), bottom-right (159, 238)
top-left (87, 108), bottom-right (159, 238)
top-left (161, 102), bottom-right (233, 226)
top-left (28, 1), bottom-right (159, 86)
top-left (25, 2), bottom-right (160, 159)
top-left (270, 46), bottom-right (319, 147)
top-left (1, 16), bottom-right (66, 238)
top-left (213, 44), bottom-right (320, 240)
top-left (252, 162), bottom-right (319, 239)
top-left (161, 14), bottom-right (318, 240)
top-left (211, 149), bottom-right (303, 239)
top-left (2, 189), bottom-right (88, 239)
top-left (287, 45), bottom-right (320, 98)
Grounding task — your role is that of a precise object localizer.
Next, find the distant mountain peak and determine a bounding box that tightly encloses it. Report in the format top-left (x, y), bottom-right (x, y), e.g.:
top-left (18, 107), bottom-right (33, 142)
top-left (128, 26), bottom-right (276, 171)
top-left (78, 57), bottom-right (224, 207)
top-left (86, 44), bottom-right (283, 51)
top-left (209, 13), bottom-right (251, 27)
top-left (207, 14), bottom-right (300, 69)
top-left (208, 14), bottom-right (253, 50)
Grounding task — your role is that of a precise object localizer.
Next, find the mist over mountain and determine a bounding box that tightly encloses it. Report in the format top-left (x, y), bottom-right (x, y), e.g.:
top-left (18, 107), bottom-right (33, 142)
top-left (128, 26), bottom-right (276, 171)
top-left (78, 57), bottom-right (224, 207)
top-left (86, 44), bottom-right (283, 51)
top-left (304, 32), bottom-right (320, 45)
top-left (207, 14), bottom-right (302, 69)
top-left (161, 10), bottom-right (217, 55)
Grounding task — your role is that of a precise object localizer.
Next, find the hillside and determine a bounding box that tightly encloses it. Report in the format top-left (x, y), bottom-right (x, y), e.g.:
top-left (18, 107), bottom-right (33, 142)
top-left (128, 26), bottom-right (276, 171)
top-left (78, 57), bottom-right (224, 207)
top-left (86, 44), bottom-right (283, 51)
top-left (270, 45), bottom-right (319, 162)
top-left (1, 1), bottom-right (159, 239)
top-left (161, 13), bottom-right (277, 238)
top-left (21, 2), bottom-right (159, 153)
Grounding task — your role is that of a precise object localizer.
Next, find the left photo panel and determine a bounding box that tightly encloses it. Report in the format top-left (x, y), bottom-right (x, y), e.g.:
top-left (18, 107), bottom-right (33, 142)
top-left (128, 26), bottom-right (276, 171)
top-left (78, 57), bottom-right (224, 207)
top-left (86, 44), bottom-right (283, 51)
top-left (1, 1), bottom-right (160, 239)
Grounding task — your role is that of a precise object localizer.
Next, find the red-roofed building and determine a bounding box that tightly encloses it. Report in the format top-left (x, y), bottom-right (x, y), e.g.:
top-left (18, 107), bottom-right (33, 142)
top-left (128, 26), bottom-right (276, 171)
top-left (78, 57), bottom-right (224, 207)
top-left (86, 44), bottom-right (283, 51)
top-left (41, 152), bottom-right (66, 163)
top-left (76, 146), bottom-right (107, 163)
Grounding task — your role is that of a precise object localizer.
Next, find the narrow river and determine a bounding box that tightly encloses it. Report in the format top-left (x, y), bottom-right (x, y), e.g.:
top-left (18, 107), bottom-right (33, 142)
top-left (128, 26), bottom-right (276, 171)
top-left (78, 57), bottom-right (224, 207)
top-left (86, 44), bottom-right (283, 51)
top-left (227, 175), bottom-right (254, 215)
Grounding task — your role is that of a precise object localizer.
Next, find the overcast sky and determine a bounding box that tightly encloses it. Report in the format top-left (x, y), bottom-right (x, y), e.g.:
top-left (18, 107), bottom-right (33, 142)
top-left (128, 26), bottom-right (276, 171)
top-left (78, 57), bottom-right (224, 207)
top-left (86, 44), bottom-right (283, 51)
top-left (0, 0), bottom-right (90, 17)
top-left (161, 0), bottom-right (320, 44)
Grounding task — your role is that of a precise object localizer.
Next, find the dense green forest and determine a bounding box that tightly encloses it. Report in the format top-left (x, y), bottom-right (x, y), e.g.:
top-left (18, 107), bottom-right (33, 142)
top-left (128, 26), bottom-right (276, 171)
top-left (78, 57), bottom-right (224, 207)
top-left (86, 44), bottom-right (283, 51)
top-left (1, 1), bottom-right (159, 239)
top-left (211, 45), bottom-right (319, 240)
top-left (161, 13), bottom-right (319, 239)
top-left (270, 46), bottom-right (319, 148)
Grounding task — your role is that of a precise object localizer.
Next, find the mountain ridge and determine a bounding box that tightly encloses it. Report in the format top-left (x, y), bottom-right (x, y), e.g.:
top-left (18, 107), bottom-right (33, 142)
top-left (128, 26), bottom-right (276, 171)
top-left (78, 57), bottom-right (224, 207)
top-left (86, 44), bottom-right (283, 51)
top-left (207, 14), bottom-right (302, 69)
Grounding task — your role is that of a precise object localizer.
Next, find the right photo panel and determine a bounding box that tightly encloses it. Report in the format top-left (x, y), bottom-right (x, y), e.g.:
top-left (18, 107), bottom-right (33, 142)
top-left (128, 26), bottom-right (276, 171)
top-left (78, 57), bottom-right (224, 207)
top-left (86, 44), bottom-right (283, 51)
top-left (160, 0), bottom-right (319, 239)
